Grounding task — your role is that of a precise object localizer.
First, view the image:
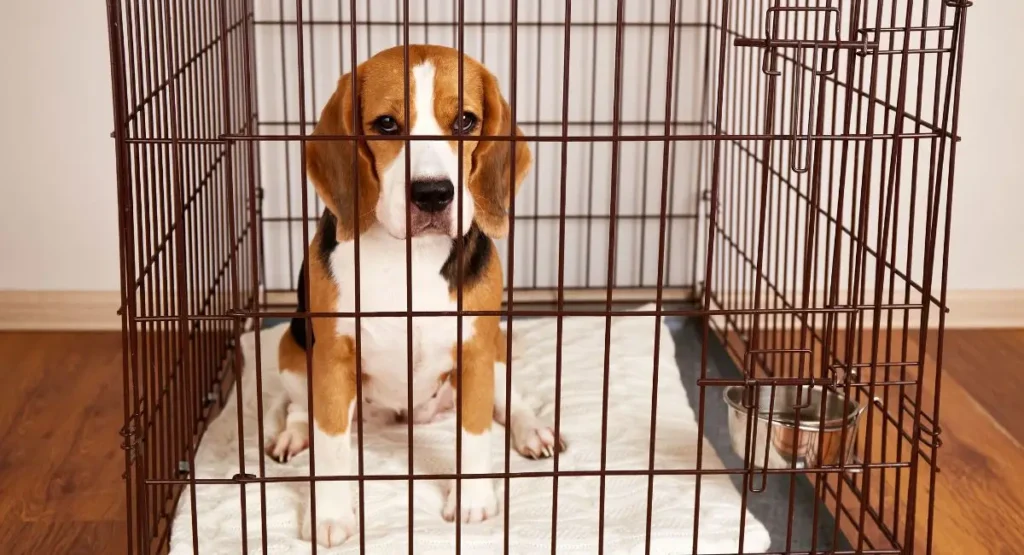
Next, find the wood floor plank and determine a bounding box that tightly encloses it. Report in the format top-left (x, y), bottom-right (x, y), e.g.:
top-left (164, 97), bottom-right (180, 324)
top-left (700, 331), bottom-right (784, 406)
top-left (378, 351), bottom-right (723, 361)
top-left (865, 330), bottom-right (1024, 555)
top-left (0, 521), bottom-right (127, 555)
top-left (0, 332), bottom-right (126, 555)
top-left (920, 329), bottom-right (1024, 447)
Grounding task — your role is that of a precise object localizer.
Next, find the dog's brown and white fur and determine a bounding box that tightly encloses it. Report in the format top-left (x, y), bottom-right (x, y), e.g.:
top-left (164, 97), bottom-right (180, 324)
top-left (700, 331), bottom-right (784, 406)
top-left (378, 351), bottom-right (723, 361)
top-left (264, 45), bottom-right (565, 547)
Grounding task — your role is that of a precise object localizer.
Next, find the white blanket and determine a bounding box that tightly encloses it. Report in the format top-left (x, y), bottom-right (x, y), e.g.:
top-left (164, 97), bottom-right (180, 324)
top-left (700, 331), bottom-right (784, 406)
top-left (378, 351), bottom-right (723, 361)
top-left (171, 306), bottom-right (770, 553)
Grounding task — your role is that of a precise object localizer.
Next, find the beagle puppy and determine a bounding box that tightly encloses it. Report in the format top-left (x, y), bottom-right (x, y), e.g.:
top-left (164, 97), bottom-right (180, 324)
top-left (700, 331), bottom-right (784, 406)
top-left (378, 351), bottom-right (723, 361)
top-left (265, 45), bottom-right (565, 547)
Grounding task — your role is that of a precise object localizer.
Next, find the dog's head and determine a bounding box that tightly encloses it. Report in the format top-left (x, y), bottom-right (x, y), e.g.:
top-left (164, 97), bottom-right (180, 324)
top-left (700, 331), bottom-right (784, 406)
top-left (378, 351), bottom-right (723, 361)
top-left (306, 45), bottom-right (531, 241)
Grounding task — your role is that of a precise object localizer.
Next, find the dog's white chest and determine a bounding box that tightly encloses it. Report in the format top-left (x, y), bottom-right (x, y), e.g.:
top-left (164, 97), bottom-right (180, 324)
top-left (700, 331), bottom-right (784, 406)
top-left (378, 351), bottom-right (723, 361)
top-left (329, 226), bottom-right (475, 411)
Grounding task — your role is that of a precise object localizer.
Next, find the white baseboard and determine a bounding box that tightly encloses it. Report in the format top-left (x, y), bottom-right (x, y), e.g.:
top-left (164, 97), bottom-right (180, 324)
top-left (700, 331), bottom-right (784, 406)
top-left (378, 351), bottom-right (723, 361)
top-left (941, 289), bottom-right (1024, 329)
top-left (0, 288), bottom-right (1020, 331)
top-left (0, 291), bottom-right (121, 331)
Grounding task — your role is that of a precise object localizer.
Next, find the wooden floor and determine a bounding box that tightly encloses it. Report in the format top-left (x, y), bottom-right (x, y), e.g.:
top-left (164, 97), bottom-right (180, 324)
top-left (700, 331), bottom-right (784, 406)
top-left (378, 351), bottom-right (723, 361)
top-left (0, 333), bottom-right (127, 554)
top-left (0, 330), bottom-right (1021, 554)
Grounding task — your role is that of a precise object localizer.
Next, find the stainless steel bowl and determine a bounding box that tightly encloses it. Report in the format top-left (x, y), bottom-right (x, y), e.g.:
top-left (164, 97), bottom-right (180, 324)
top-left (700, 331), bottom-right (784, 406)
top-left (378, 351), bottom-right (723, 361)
top-left (723, 385), bottom-right (865, 469)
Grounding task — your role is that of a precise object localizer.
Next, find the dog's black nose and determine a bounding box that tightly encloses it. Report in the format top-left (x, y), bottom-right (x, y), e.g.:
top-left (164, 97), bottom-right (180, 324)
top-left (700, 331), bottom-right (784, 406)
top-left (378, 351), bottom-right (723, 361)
top-left (410, 179), bottom-right (454, 213)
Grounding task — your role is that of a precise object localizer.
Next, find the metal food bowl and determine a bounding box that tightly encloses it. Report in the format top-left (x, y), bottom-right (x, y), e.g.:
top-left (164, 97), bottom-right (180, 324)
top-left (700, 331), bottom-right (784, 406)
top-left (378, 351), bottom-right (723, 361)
top-left (723, 385), bottom-right (865, 469)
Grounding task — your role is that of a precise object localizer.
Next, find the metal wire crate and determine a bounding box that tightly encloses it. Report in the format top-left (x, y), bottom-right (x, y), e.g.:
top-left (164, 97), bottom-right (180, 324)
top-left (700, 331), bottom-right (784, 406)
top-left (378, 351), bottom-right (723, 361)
top-left (104, 0), bottom-right (972, 552)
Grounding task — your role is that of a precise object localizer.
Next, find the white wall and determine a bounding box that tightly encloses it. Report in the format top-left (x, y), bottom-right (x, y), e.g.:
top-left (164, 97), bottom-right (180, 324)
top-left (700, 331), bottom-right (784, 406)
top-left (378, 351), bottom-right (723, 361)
top-left (0, 1), bottom-right (1017, 294)
top-left (948, 2), bottom-right (1024, 290)
top-left (255, 0), bottom-right (705, 291)
top-left (0, 1), bottom-right (120, 291)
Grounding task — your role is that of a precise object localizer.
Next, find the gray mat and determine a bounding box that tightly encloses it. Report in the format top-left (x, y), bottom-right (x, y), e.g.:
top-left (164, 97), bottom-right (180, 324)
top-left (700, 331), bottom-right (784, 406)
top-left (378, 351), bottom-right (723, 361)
top-left (667, 315), bottom-right (851, 552)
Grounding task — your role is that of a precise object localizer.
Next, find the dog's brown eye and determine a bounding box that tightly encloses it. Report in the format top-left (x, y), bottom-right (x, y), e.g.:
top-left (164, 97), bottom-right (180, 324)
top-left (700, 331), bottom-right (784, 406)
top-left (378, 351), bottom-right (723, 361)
top-left (373, 116), bottom-right (400, 135)
top-left (453, 112), bottom-right (477, 134)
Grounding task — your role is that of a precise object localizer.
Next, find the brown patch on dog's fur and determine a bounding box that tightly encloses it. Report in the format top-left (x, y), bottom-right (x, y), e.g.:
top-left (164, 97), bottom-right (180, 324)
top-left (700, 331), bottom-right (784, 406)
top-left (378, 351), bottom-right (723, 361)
top-left (277, 327), bottom-right (308, 375)
top-left (310, 334), bottom-right (358, 436)
top-left (281, 227), bottom-right (338, 374)
top-left (448, 329), bottom-right (496, 435)
top-left (469, 68), bottom-right (532, 239)
top-left (446, 237), bottom-right (504, 435)
top-left (276, 230), bottom-right (359, 436)
top-left (306, 74), bottom-right (380, 241)
top-left (493, 328), bottom-right (508, 365)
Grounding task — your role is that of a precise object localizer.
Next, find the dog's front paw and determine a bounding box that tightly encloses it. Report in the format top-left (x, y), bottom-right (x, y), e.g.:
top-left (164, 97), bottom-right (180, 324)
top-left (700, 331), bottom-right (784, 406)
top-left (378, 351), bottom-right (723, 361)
top-left (410, 384), bottom-right (455, 424)
top-left (443, 481), bottom-right (498, 523)
top-left (512, 416), bottom-right (567, 460)
top-left (266, 424), bottom-right (309, 463)
top-left (301, 501), bottom-right (357, 547)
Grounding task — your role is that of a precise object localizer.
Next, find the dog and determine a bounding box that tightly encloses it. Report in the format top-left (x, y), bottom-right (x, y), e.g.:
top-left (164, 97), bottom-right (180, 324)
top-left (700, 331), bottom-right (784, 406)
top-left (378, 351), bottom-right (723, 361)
top-left (264, 45), bottom-right (566, 547)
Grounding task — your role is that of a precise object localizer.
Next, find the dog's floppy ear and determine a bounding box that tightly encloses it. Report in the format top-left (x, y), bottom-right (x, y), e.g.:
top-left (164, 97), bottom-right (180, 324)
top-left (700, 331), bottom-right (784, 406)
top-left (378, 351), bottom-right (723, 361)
top-left (469, 69), bottom-right (532, 239)
top-left (306, 71), bottom-right (379, 240)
